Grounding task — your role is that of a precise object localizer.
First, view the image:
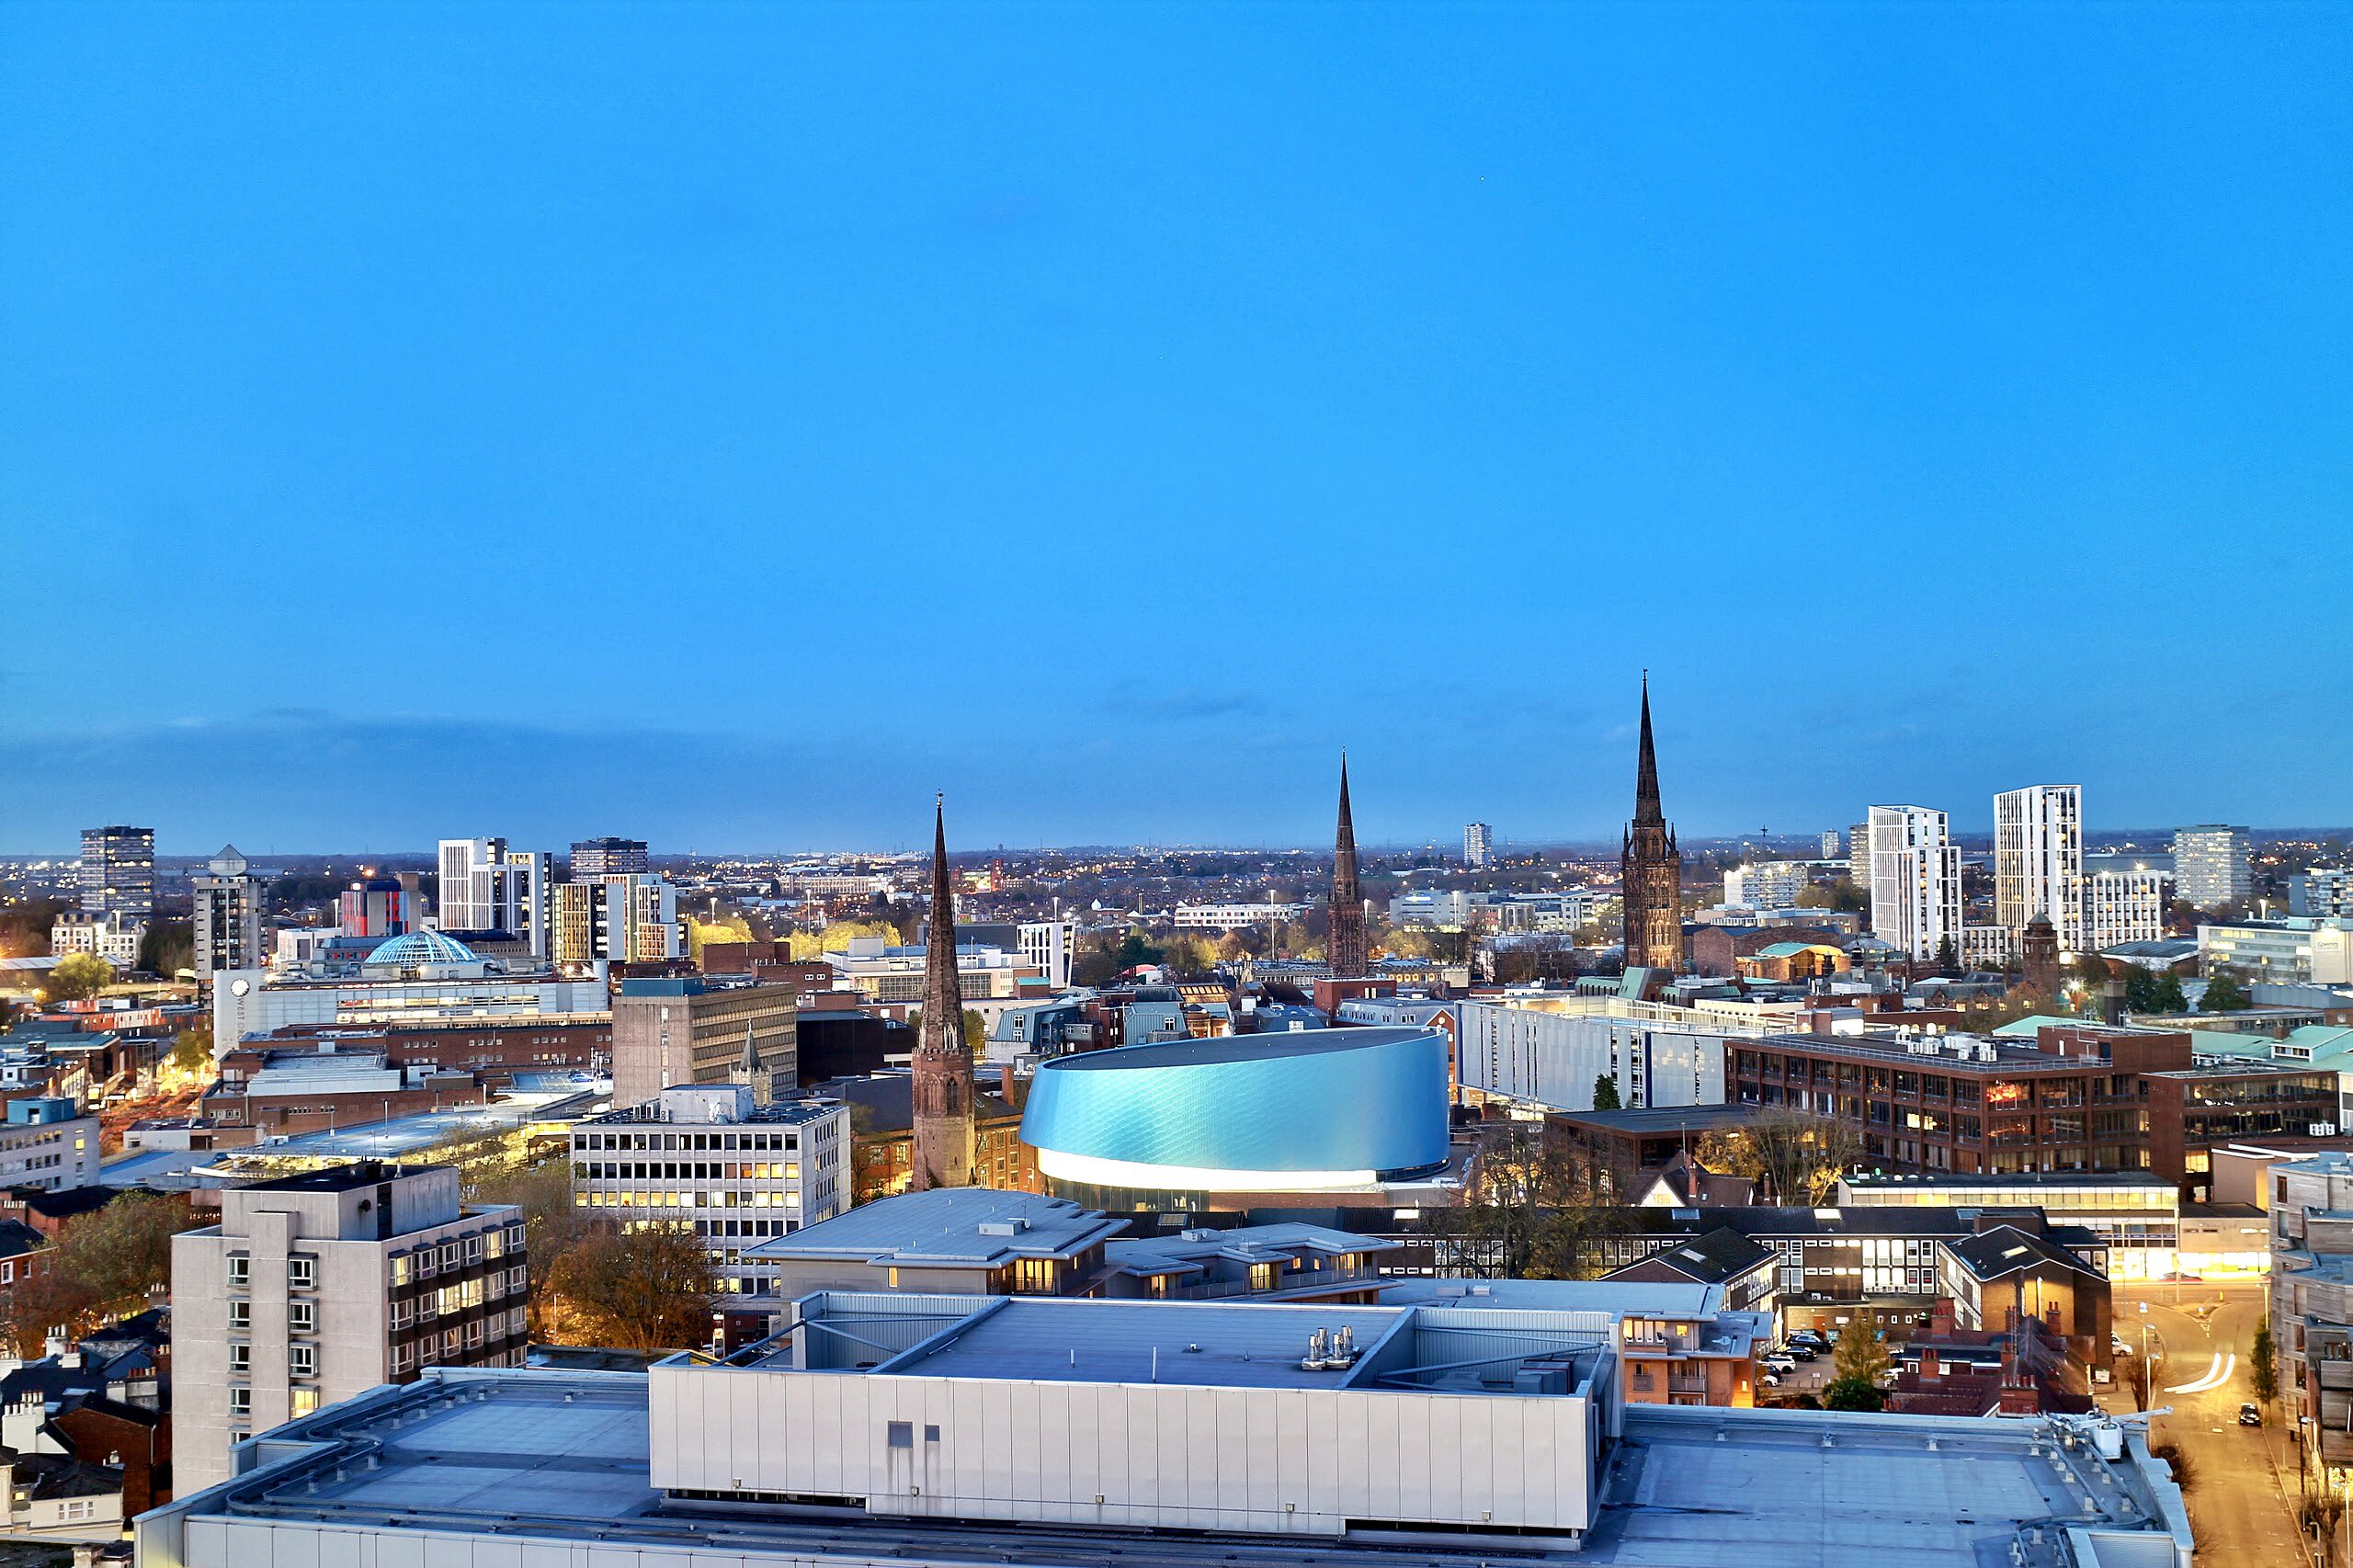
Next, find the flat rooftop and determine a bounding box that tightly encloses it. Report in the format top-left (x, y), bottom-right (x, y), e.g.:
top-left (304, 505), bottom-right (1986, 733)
top-left (746, 1187), bottom-right (1124, 1267)
top-left (161, 1371), bottom-right (2188, 1568)
top-left (1590, 1407), bottom-right (2180, 1566)
top-left (868, 1296), bottom-right (1408, 1389)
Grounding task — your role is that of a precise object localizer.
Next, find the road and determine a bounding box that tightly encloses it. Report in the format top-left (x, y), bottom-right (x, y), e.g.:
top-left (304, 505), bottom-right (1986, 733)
top-left (2105, 1280), bottom-right (2304, 1564)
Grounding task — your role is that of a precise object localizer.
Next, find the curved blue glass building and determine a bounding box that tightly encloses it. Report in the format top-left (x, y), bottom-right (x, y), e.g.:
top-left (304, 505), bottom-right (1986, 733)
top-left (1020, 1026), bottom-right (1451, 1196)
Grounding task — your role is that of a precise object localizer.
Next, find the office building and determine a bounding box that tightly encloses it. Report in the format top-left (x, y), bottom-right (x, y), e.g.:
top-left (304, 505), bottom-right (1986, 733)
top-left (1994, 784), bottom-right (2083, 949)
top-left (1327, 756), bottom-right (1368, 977)
top-left (192, 844), bottom-right (265, 976)
top-left (169, 1160), bottom-right (529, 1494)
top-left (570, 1085), bottom-right (847, 1293)
top-left (1456, 999), bottom-right (1732, 1114)
top-left (2171, 824), bottom-right (2252, 909)
top-left (2293, 869), bottom-right (2353, 919)
top-left (570, 836), bottom-right (650, 878)
top-left (1869, 804), bottom-right (1963, 960)
top-left (611, 977), bottom-right (797, 1108)
top-left (2200, 916), bottom-right (2353, 985)
top-left (0, 1100), bottom-right (98, 1192)
top-left (1462, 821), bottom-right (1493, 868)
top-left (77, 825), bottom-right (153, 920)
top-left (1839, 1170), bottom-right (2183, 1282)
top-left (1722, 860), bottom-right (1808, 911)
top-left (1621, 677), bottom-right (1685, 971)
top-left (1730, 1023), bottom-right (2336, 1197)
top-left (2086, 868), bottom-right (2166, 951)
top-left (436, 837), bottom-right (555, 955)
top-left (551, 872), bottom-right (684, 968)
top-left (1021, 1026), bottom-right (1449, 1205)
top-left (1017, 919), bottom-right (1076, 988)
top-left (336, 875), bottom-right (420, 938)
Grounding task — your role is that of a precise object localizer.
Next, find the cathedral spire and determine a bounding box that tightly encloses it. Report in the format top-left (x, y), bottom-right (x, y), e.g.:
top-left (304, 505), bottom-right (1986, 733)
top-left (1621, 676), bottom-right (1685, 973)
top-left (911, 793), bottom-right (975, 1189)
top-left (1634, 670), bottom-right (1664, 825)
top-left (1328, 753), bottom-right (1368, 978)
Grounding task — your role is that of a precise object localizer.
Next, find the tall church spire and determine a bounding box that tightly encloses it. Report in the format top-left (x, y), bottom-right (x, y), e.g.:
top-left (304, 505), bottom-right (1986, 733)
top-left (1634, 671), bottom-right (1665, 825)
top-left (1328, 754), bottom-right (1368, 979)
top-left (1620, 676), bottom-right (1685, 974)
top-left (910, 793), bottom-right (975, 1189)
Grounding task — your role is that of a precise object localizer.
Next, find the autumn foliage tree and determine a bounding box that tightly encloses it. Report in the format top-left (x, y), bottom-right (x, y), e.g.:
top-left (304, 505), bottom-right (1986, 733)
top-left (5, 1191), bottom-right (202, 1355)
top-left (542, 1222), bottom-right (717, 1351)
top-left (1444, 1119), bottom-right (1607, 1280)
top-left (46, 951), bottom-right (113, 1002)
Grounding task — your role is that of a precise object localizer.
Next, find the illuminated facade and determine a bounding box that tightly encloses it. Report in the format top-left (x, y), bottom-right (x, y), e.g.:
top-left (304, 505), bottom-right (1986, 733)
top-left (1995, 784), bottom-right (2083, 949)
top-left (1868, 804), bottom-right (1962, 960)
top-left (1022, 1027), bottom-right (1449, 1200)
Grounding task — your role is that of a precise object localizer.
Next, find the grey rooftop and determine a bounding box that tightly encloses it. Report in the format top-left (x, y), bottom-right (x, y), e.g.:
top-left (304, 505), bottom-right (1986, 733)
top-left (744, 1186), bottom-right (1125, 1267)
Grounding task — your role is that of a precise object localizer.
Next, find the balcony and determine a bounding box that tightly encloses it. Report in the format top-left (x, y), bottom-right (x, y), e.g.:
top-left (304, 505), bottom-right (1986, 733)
top-left (2320, 1359), bottom-right (2353, 1392)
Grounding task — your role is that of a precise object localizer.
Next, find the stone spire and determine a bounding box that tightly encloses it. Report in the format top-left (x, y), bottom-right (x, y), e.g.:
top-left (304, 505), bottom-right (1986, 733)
top-left (1327, 754), bottom-right (1368, 979)
top-left (733, 1019), bottom-right (768, 1107)
top-left (1620, 675), bottom-right (1686, 973)
top-left (1634, 674), bottom-right (1665, 826)
top-left (910, 793), bottom-right (975, 1189)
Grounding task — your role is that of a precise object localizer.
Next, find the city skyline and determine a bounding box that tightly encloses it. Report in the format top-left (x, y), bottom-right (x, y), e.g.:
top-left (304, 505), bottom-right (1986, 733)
top-left (6, 6), bottom-right (2350, 849)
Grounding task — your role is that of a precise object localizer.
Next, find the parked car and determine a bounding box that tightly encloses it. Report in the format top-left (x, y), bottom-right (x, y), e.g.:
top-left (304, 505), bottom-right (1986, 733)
top-left (1759, 1371), bottom-right (1783, 1388)
top-left (1789, 1330), bottom-right (1824, 1347)
top-left (1790, 1345), bottom-right (1820, 1361)
top-left (2240, 1403), bottom-right (2263, 1428)
top-left (2111, 1336), bottom-right (2133, 1357)
top-left (1762, 1354), bottom-right (1797, 1374)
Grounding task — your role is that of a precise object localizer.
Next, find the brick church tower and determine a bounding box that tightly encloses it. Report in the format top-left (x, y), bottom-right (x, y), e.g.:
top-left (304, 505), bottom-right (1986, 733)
top-left (910, 794), bottom-right (976, 1189)
top-left (1621, 676), bottom-right (1686, 972)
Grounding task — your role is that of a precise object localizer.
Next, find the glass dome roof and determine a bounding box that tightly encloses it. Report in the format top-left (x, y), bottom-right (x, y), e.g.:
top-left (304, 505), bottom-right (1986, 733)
top-left (362, 930), bottom-right (480, 970)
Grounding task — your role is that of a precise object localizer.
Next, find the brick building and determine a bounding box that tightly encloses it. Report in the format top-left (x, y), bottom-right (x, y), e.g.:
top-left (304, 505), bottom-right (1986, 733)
top-left (1728, 1022), bottom-right (2336, 1197)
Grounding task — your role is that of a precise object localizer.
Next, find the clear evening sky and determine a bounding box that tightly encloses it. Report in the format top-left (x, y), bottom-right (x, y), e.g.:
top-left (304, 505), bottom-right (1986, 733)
top-left (3, 5), bottom-right (2347, 854)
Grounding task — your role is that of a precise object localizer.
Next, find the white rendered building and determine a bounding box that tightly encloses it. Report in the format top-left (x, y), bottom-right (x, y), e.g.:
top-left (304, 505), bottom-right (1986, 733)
top-left (1995, 784), bottom-right (2083, 948)
top-left (1869, 805), bottom-right (1963, 960)
top-left (169, 1160), bottom-right (528, 1494)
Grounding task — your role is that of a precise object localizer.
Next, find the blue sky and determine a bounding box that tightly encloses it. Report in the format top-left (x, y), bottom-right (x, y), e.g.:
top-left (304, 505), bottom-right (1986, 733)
top-left (4, 4), bottom-right (2348, 854)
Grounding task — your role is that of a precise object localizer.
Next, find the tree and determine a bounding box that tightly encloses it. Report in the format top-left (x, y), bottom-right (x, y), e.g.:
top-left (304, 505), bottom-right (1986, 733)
top-left (1821, 1314), bottom-right (1891, 1412)
top-left (785, 920), bottom-right (898, 961)
top-left (134, 919), bottom-right (193, 978)
top-left (903, 1009), bottom-right (988, 1053)
top-left (46, 951), bottom-right (113, 1002)
top-left (3, 1191), bottom-right (203, 1355)
top-left (543, 1222), bottom-right (716, 1351)
top-left (1934, 937), bottom-right (1959, 973)
top-left (1697, 1109), bottom-right (1861, 1204)
top-left (1446, 1119), bottom-right (1605, 1280)
top-left (1591, 1074), bottom-right (1622, 1111)
top-left (165, 1026), bottom-right (214, 1081)
top-left (2074, 953), bottom-right (2111, 999)
top-left (1822, 1376), bottom-right (1885, 1412)
top-left (2252, 1313), bottom-right (2279, 1413)
top-left (2148, 970), bottom-right (2188, 1013)
top-left (2201, 971), bottom-right (2251, 1012)
top-left (686, 915), bottom-right (753, 962)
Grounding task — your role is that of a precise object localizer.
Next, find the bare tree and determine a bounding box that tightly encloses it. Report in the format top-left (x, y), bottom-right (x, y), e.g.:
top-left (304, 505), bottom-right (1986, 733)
top-left (1445, 1119), bottom-right (1607, 1279)
top-left (1697, 1109), bottom-right (1861, 1204)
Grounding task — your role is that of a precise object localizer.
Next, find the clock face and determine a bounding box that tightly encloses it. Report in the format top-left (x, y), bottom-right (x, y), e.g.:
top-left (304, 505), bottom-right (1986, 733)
top-left (230, 978), bottom-right (251, 996)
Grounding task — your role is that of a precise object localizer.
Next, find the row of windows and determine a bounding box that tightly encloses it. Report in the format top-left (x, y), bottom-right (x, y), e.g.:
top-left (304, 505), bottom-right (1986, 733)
top-left (577, 1189), bottom-right (801, 1210)
top-left (574, 1160), bottom-right (803, 1183)
top-left (575, 1129), bottom-right (813, 1153)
